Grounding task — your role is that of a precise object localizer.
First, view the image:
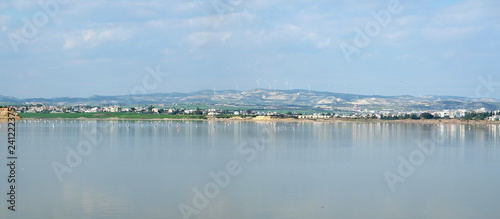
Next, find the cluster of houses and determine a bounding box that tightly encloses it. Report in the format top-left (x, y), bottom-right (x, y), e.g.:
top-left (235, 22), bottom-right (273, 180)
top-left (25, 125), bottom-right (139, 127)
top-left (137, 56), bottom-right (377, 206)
top-left (16, 105), bottom-right (131, 113)
top-left (347, 107), bottom-right (500, 121)
top-left (10, 104), bottom-right (500, 121)
top-left (296, 108), bottom-right (500, 121)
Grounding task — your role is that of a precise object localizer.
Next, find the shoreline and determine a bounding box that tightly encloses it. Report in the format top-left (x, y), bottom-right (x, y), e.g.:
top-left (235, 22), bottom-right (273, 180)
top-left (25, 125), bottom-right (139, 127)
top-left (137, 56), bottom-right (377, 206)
top-left (3, 116), bottom-right (499, 125)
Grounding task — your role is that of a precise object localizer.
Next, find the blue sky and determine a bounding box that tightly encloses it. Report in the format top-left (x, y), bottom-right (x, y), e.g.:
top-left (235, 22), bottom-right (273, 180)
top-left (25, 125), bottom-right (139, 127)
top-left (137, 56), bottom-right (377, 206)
top-left (0, 0), bottom-right (499, 98)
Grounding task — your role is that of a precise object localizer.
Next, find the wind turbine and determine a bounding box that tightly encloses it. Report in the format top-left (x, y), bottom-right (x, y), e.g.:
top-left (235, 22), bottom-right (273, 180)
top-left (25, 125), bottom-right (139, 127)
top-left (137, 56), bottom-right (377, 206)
top-left (273, 80), bottom-right (277, 91)
top-left (308, 80), bottom-right (312, 92)
top-left (285, 80), bottom-right (289, 90)
top-left (256, 78), bottom-right (260, 90)
top-left (213, 88), bottom-right (216, 97)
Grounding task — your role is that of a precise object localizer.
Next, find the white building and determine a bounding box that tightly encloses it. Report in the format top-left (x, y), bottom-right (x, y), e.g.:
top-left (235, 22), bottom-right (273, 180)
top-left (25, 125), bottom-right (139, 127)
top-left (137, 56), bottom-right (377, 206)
top-left (184, 109), bottom-right (195, 114)
top-left (110, 106), bottom-right (120, 112)
top-left (86, 107), bottom-right (99, 113)
top-left (449, 111), bottom-right (461, 119)
top-left (491, 115), bottom-right (500, 121)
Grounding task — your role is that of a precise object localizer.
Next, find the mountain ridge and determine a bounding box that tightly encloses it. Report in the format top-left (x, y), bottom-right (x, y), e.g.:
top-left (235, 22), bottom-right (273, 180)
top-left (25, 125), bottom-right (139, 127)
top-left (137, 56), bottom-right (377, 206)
top-left (1, 90), bottom-right (499, 111)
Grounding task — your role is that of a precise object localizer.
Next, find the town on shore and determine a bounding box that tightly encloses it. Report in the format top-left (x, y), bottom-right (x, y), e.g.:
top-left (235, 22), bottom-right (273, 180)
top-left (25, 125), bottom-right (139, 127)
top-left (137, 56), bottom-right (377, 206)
top-left (2, 103), bottom-right (500, 122)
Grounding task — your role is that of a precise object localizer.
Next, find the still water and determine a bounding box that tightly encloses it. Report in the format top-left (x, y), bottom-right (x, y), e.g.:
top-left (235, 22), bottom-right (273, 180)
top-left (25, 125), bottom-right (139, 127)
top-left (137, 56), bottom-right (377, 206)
top-left (0, 120), bottom-right (499, 219)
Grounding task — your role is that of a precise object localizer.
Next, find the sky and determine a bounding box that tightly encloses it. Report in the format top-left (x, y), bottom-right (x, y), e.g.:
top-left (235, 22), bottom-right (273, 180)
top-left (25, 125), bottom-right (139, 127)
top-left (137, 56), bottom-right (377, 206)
top-left (0, 0), bottom-right (499, 99)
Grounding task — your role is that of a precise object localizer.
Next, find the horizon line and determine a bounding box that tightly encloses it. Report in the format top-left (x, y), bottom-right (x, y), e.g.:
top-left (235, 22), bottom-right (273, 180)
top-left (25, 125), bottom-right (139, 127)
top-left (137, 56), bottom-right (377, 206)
top-left (0, 88), bottom-right (491, 100)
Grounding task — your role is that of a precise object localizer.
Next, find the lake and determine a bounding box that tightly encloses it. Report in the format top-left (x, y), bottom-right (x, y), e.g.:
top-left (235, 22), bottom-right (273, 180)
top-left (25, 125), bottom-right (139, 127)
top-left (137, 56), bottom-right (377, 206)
top-left (1, 120), bottom-right (499, 219)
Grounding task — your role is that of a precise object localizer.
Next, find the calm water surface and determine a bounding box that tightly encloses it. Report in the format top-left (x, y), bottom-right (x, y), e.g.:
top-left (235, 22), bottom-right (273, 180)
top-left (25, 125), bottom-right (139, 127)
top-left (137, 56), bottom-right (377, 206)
top-left (0, 120), bottom-right (499, 219)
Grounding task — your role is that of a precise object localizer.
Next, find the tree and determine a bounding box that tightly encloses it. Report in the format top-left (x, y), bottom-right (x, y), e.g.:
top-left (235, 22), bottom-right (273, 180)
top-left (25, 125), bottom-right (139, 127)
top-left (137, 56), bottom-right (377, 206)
top-left (410, 114), bottom-right (419, 120)
top-left (420, 112), bottom-right (434, 119)
top-left (195, 107), bottom-right (203, 115)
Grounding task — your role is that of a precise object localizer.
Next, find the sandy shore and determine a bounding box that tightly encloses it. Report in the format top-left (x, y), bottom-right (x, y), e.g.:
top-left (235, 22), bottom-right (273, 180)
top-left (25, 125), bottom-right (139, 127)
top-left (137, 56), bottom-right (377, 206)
top-left (210, 117), bottom-right (500, 126)
top-left (248, 117), bottom-right (499, 125)
top-left (2, 116), bottom-right (499, 126)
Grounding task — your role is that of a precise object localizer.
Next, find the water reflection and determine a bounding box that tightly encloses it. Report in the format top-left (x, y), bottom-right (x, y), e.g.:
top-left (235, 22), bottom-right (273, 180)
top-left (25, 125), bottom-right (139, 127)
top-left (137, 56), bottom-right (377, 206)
top-left (0, 120), bottom-right (499, 218)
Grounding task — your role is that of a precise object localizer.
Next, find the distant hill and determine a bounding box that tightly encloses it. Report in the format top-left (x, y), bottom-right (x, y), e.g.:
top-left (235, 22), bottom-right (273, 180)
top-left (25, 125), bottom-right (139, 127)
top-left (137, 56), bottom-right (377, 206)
top-left (0, 95), bottom-right (21, 104)
top-left (1, 90), bottom-right (499, 111)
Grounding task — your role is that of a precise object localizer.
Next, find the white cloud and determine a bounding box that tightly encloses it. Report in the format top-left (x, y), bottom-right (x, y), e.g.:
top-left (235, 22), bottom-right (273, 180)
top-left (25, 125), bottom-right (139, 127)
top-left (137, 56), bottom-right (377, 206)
top-left (82, 30), bottom-right (96, 42)
top-left (62, 26), bottom-right (133, 49)
top-left (143, 10), bottom-right (257, 31)
top-left (441, 50), bottom-right (456, 59)
top-left (174, 1), bottom-right (204, 11)
top-left (383, 31), bottom-right (405, 39)
top-left (163, 48), bottom-right (174, 55)
top-left (394, 15), bottom-right (423, 26)
top-left (11, 0), bottom-right (36, 10)
top-left (277, 24), bottom-right (301, 35)
top-left (236, 23), bottom-right (334, 49)
top-left (181, 10), bottom-right (257, 29)
top-left (315, 38), bottom-right (331, 48)
top-left (0, 15), bottom-right (10, 25)
top-left (360, 49), bottom-right (380, 59)
top-left (184, 31), bottom-right (233, 47)
top-left (432, 0), bottom-right (498, 25)
top-left (421, 26), bottom-right (484, 41)
top-left (145, 19), bottom-right (174, 29)
top-left (0, 0), bottom-right (499, 98)
top-left (0, 2), bottom-right (8, 10)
